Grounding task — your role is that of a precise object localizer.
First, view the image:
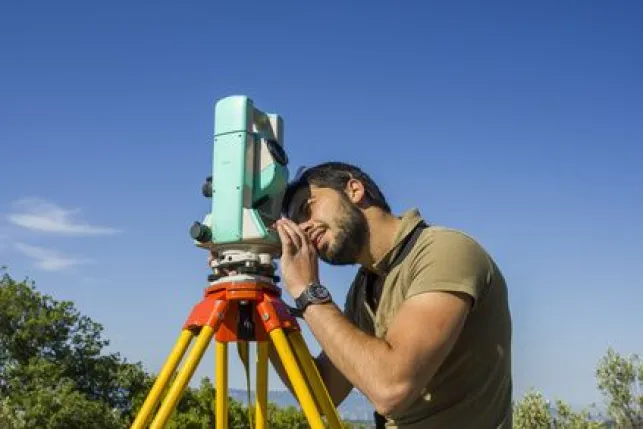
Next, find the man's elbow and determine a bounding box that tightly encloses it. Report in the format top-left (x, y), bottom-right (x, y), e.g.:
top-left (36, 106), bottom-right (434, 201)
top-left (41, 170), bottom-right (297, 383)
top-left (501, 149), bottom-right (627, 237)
top-left (372, 381), bottom-right (421, 416)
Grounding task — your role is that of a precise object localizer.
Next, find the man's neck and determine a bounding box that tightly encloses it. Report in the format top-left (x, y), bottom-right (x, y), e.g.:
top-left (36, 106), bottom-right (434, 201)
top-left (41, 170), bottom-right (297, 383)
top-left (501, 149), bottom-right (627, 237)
top-left (359, 209), bottom-right (402, 270)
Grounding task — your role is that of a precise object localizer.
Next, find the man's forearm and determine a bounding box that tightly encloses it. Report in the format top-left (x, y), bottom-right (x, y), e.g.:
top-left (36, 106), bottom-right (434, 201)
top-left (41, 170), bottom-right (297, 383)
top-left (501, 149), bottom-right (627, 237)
top-left (301, 302), bottom-right (399, 406)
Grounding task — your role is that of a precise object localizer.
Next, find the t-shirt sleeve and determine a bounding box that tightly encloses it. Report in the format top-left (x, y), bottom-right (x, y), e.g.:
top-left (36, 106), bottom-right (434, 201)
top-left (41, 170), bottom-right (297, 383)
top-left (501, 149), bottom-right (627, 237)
top-left (406, 231), bottom-right (492, 309)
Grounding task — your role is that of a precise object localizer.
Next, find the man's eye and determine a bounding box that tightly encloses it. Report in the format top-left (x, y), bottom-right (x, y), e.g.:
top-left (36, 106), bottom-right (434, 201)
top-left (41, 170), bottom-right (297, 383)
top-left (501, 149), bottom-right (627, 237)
top-left (294, 203), bottom-right (311, 223)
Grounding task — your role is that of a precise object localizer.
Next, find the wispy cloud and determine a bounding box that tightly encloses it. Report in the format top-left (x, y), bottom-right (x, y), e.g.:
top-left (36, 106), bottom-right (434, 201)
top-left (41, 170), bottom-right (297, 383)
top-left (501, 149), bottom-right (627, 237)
top-left (14, 242), bottom-right (91, 271)
top-left (7, 198), bottom-right (120, 235)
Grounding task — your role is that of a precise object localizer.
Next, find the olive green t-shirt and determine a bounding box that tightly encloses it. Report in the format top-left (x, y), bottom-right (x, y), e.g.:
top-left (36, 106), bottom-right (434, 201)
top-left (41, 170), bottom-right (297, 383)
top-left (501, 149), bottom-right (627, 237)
top-left (343, 209), bottom-right (513, 428)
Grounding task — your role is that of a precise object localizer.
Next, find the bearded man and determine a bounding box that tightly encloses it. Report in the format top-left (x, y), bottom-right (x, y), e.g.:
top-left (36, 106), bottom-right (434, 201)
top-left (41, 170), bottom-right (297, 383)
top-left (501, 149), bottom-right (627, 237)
top-left (254, 162), bottom-right (514, 428)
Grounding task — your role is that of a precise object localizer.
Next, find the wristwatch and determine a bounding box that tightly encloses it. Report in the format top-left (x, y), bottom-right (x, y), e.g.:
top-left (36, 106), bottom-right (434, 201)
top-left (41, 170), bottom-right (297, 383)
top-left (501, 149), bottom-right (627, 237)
top-left (294, 282), bottom-right (332, 313)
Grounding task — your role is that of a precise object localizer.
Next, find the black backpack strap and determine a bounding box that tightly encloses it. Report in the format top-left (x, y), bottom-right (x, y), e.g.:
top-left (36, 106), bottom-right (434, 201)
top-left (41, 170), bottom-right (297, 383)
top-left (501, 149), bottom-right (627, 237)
top-left (368, 221), bottom-right (428, 428)
top-left (366, 221), bottom-right (428, 311)
top-left (374, 410), bottom-right (387, 429)
top-left (389, 221), bottom-right (428, 270)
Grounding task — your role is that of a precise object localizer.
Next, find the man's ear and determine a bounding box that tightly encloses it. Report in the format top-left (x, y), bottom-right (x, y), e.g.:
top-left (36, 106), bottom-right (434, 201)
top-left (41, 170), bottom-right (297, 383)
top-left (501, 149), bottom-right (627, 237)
top-left (345, 178), bottom-right (366, 205)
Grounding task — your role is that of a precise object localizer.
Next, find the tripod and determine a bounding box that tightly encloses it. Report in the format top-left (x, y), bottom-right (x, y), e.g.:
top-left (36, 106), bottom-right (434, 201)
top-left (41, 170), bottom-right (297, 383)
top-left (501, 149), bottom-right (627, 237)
top-left (130, 272), bottom-right (344, 429)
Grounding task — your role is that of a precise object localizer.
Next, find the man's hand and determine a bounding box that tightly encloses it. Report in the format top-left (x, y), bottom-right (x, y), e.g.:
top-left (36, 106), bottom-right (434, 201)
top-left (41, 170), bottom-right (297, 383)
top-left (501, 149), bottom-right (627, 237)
top-left (275, 218), bottom-right (320, 298)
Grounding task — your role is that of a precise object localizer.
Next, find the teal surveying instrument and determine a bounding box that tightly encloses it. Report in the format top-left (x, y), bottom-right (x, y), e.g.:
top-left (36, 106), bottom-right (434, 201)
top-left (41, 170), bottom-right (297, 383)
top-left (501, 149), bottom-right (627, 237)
top-left (131, 96), bottom-right (344, 428)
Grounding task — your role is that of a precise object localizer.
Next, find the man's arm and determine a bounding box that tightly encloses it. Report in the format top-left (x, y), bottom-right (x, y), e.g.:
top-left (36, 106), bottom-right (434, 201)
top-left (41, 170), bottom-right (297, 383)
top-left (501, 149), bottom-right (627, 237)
top-left (274, 218), bottom-right (483, 416)
top-left (314, 351), bottom-right (354, 406)
top-left (268, 346), bottom-right (353, 407)
top-left (301, 292), bottom-right (471, 416)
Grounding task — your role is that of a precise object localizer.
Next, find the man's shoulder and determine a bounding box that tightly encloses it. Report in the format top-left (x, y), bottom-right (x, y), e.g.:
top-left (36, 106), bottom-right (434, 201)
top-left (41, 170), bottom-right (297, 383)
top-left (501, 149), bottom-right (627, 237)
top-left (407, 225), bottom-right (501, 301)
top-left (423, 224), bottom-right (481, 240)
top-left (415, 225), bottom-right (491, 258)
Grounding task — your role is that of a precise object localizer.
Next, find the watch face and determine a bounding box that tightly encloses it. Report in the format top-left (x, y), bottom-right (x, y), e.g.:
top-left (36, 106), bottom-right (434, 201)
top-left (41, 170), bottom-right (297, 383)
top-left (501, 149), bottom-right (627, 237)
top-left (311, 284), bottom-right (330, 300)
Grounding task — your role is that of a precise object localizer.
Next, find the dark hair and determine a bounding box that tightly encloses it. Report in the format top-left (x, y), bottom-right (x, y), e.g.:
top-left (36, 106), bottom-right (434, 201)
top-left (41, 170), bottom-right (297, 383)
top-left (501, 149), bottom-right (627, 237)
top-left (282, 162), bottom-right (391, 215)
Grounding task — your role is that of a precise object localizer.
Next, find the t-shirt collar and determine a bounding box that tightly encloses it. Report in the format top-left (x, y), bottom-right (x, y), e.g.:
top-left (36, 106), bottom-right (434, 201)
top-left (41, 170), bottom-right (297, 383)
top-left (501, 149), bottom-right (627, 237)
top-left (371, 208), bottom-right (426, 275)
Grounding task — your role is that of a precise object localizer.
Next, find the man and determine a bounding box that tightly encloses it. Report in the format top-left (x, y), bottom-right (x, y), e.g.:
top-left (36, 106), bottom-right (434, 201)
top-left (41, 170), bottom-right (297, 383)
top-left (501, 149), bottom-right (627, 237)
top-left (274, 161), bottom-right (513, 428)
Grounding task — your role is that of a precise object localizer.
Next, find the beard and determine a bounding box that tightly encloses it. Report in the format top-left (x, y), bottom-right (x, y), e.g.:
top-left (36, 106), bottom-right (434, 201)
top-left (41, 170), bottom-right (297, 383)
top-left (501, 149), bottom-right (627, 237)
top-left (319, 196), bottom-right (368, 265)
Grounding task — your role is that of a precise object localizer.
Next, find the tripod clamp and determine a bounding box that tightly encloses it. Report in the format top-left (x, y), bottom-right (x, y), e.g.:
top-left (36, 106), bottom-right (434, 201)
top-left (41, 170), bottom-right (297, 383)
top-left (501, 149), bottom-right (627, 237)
top-left (206, 250), bottom-right (311, 320)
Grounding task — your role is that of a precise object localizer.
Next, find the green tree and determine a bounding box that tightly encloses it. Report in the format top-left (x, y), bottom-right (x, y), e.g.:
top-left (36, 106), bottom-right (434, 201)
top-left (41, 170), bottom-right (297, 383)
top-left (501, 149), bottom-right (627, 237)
top-left (165, 377), bottom-right (216, 429)
top-left (513, 346), bottom-right (643, 429)
top-left (553, 399), bottom-right (605, 429)
top-left (513, 389), bottom-right (554, 429)
top-left (2, 360), bottom-right (122, 429)
top-left (596, 347), bottom-right (643, 428)
top-left (0, 269), bottom-right (145, 428)
top-left (512, 389), bottom-right (605, 429)
top-left (267, 403), bottom-right (309, 428)
top-left (0, 269), bottom-right (249, 428)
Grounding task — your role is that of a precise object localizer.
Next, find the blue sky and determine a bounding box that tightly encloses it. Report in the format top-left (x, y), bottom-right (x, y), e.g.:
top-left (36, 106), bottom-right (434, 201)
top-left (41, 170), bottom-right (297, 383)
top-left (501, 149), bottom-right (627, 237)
top-left (1, 0), bottom-right (641, 411)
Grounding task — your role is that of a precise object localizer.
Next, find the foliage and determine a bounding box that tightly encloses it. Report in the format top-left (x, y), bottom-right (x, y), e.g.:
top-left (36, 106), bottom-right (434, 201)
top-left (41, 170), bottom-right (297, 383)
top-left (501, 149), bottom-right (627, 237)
top-left (554, 399), bottom-right (606, 429)
top-left (513, 348), bottom-right (643, 429)
top-left (596, 348), bottom-right (643, 428)
top-left (513, 389), bottom-right (553, 428)
top-left (512, 389), bottom-right (607, 429)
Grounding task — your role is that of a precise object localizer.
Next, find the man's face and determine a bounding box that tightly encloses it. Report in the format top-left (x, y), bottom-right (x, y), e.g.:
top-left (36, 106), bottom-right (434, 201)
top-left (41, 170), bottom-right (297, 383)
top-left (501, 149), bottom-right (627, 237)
top-left (287, 184), bottom-right (368, 265)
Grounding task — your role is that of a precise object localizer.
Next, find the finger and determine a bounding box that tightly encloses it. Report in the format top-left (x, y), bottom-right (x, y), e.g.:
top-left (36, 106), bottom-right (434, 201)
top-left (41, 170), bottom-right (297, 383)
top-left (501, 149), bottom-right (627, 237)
top-left (280, 217), bottom-right (300, 229)
top-left (280, 218), bottom-right (312, 251)
top-left (282, 218), bottom-right (311, 248)
top-left (277, 223), bottom-right (297, 253)
top-left (279, 220), bottom-right (303, 249)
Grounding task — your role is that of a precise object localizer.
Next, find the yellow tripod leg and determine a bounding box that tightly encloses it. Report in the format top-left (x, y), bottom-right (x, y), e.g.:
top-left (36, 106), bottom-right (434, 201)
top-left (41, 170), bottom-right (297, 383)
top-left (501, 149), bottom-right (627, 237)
top-left (270, 328), bottom-right (325, 429)
top-left (256, 341), bottom-right (269, 429)
top-left (215, 341), bottom-right (228, 429)
top-left (289, 331), bottom-right (344, 429)
top-left (131, 329), bottom-right (194, 429)
top-left (150, 325), bottom-right (216, 429)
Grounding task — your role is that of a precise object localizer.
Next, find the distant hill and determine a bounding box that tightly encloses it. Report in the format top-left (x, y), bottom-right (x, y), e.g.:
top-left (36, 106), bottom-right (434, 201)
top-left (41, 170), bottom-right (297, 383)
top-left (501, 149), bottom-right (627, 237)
top-left (228, 388), bottom-right (375, 422)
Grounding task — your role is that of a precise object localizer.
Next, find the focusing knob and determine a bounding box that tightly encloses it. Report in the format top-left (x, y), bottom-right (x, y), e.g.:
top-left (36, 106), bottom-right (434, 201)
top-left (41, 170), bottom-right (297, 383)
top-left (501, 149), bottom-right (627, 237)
top-left (202, 176), bottom-right (213, 198)
top-left (190, 221), bottom-right (212, 243)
